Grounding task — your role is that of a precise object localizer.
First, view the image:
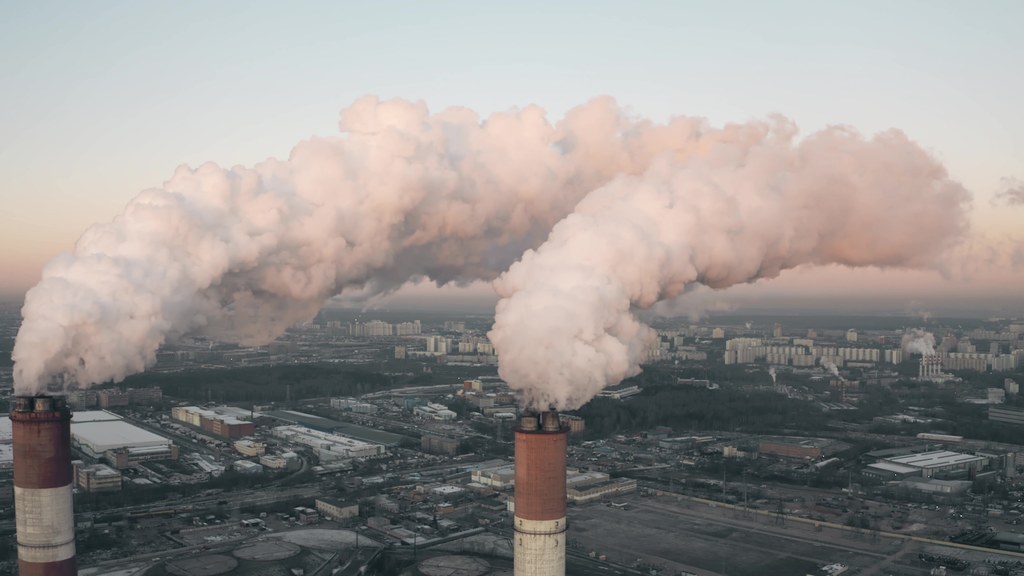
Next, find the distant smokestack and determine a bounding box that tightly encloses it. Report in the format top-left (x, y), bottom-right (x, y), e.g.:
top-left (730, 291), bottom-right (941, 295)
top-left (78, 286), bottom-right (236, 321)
top-left (514, 410), bottom-right (568, 576)
top-left (11, 395), bottom-right (77, 576)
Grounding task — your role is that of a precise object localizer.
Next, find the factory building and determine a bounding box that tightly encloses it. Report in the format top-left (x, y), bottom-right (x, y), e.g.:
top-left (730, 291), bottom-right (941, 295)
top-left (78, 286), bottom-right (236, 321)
top-left (919, 355), bottom-right (950, 381)
top-left (884, 451), bottom-right (985, 480)
top-left (471, 463), bottom-right (516, 489)
top-left (413, 402), bottom-right (457, 420)
top-left (259, 452), bottom-right (300, 470)
top-left (74, 462), bottom-right (122, 492)
top-left (272, 425), bottom-right (385, 460)
top-left (566, 477), bottom-right (638, 504)
top-left (0, 416), bottom-right (13, 472)
top-left (315, 497), bottom-right (359, 521)
top-left (331, 397), bottom-right (378, 414)
top-left (559, 414), bottom-right (586, 434)
top-left (861, 461), bottom-right (922, 483)
top-left (171, 405), bottom-right (255, 439)
top-left (421, 434), bottom-right (460, 455)
top-left (70, 411), bottom-right (178, 468)
top-left (233, 439), bottom-right (266, 457)
top-left (232, 460), bottom-right (263, 474)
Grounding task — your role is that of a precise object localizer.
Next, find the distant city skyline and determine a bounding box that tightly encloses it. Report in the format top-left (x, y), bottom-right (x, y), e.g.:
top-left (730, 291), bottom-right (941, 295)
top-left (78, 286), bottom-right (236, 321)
top-left (2, 1), bottom-right (1022, 313)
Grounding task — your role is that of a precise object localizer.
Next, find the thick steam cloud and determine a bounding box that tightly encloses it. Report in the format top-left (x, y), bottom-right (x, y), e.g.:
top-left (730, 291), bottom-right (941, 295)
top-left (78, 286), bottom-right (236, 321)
top-left (490, 121), bottom-right (968, 410)
top-left (14, 97), bottom-right (970, 408)
top-left (901, 328), bottom-right (937, 356)
top-left (13, 97), bottom-right (742, 393)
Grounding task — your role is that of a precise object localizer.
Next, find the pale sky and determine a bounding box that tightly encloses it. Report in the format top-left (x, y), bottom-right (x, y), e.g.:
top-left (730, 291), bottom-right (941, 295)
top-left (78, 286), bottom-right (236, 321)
top-left (2, 1), bottom-right (1022, 313)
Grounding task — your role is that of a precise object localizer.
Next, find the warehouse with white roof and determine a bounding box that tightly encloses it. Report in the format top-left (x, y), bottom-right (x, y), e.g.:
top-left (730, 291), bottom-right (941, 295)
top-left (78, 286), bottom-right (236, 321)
top-left (71, 414), bottom-right (178, 467)
top-left (864, 450), bottom-right (986, 482)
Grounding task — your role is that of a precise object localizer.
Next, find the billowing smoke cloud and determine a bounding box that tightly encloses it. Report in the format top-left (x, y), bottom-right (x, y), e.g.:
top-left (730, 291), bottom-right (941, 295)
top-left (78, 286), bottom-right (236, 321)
top-left (901, 328), bottom-right (937, 356)
top-left (768, 366), bottom-right (777, 385)
top-left (16, 96), bottom-right (704, 394)
top-left (14, 97), bottom-right (971, 406)
top-left (490, 122), bottom-right (969, 410)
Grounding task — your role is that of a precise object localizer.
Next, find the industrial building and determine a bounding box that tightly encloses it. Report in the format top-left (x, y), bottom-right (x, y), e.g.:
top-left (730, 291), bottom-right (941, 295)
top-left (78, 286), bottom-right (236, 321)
top-left (73, 462), bottom-right (122, 492)
top-left (421, 434), bottom-right (460, 455)
top-left (884, 450), bottom-right (985, 479)
top-left (413, 402), bottom-right (457, 420)
top-left (272, 425), bottom-right (385, 460)
top-left (862, 461), bottom-right (922, 482)
top-left (0, 416), bottom-right (12, 471)
top-left (70, 411), bottom-right (178, 467)
top-left (233, 439), bottom-right (266, 456)
top-left (315, 497), bottom-right (359, 521)
top-left (471, 463), bottom-right (516, 489)
top-left (232, 460), bottom-right (263, 474)
top-left (66, 387), bottom-right (165, 409)
top-left (566, 477), bottom-right (638, 504)
top-left (170, 405), bottom-right (255, 439)
top-left (259, 452), bottom-right (300, 470)
top-left (330, 397), bottom-right (378, 414)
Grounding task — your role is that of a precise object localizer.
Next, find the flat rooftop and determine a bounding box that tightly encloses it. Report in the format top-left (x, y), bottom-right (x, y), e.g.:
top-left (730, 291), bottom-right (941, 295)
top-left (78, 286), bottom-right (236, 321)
top-left (865, 462), bottom-right (920, 475)
top-left (72, 420), bottom-right (171, 452)
top-left (264, 410), bottom-right (405, 445)
top-left (886, 450), bottom-right (983, 469)
top-left (72, 410), bottom-right (124, 423)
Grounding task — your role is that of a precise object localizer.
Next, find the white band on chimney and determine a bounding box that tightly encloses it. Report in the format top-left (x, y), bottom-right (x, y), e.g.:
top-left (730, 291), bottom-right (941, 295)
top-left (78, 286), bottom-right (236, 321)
top-left (514, 516), bottom-right (566, 576)
top-left (14, 485), bottom-right (76, 562)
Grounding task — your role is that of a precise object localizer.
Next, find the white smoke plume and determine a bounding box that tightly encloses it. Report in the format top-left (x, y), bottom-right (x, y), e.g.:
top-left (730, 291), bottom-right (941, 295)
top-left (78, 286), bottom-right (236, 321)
top-left (822, 360), bottom-right (840, 379)
top-left (906, 300), bottom-right (932, 322)
top-left (768, 366), bottom-right (777, 385)
top-left (15, 96), bottom-right (705, 394)
top-left (14, 97), bottom-right (971, 406)
top-left (901, 328), bottom-right (937, 356)
top-left (490, 122), bottom-right (969, 410)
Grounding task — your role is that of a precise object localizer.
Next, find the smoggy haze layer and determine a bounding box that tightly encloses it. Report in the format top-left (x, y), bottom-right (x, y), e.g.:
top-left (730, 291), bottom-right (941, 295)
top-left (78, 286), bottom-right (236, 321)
top-left (14, 98), bottom-right (970, 408)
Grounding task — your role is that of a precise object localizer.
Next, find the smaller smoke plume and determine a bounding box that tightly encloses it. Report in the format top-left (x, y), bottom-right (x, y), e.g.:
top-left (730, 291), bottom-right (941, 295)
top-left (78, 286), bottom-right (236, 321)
top-left (822, 360), bottom-right (840, 379)
top-left (901, 328), bottom-right (936, 356)
top-left (906, 300), bottom-right (932, 322)
top-left (744, 321), bottom-right (752, 330)
top-left (993, 177), bottom-right (1024, 206)
top-left (768, 366), bottom-right (777, 384)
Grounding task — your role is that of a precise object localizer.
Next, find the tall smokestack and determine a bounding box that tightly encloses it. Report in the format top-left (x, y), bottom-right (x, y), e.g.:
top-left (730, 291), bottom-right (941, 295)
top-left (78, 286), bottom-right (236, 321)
top-left (514, 410), bottom-right (567, 576)
top-left (11, 395), bottom-right (77, 576)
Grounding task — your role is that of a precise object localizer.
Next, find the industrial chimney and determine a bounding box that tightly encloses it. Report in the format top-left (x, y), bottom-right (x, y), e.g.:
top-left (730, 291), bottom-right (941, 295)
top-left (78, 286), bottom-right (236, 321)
top-left (514, 410), bottom-right (568, 576)
top-left (11, 395), bottom-right (77, 576)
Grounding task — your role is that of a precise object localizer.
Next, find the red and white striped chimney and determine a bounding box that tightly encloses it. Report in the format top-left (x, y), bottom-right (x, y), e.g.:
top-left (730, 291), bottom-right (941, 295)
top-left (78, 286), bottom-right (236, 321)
top-left (11, 395), bottom-right (77, 576)
top-left (514, 410), bottom-right (567, 576)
